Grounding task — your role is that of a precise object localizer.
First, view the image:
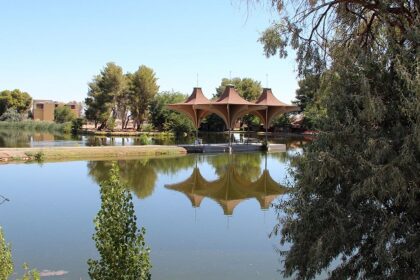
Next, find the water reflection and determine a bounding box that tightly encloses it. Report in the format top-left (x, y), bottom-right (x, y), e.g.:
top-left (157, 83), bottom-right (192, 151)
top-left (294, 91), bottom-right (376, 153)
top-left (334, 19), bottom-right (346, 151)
top-left (0, 127), bottom-right (311, 148)
top-left (166, 162), bottom-right (287, 216)
top-left (87, 156), bottom-right (197, 198)
top-left (87, 153), bottom-right (291, 216)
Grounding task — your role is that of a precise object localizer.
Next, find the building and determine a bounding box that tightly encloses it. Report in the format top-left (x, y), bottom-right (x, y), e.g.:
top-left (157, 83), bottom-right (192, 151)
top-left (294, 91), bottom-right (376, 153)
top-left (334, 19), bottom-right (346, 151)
top-left (32, 100), bottom-right (81, 121)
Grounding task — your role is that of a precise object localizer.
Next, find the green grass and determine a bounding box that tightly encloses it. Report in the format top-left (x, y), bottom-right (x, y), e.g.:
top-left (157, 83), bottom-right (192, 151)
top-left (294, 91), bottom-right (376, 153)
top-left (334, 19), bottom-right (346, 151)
top-left (0, 120), bottom-right (71, 133)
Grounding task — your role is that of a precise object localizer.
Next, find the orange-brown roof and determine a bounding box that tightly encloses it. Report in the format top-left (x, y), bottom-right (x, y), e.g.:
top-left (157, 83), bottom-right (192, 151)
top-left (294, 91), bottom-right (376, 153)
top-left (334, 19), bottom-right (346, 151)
top-left (215, 85), bottom-right (254, 105)
top-left (256, 88), bottom-right (293, 107)
top-left (172, 87), bottom-right (211, 105)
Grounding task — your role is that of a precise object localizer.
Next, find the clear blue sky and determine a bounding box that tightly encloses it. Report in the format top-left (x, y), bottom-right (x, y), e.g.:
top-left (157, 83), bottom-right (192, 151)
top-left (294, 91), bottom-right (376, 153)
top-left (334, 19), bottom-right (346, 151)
top-left (0, 0), bottom-right (298, 103)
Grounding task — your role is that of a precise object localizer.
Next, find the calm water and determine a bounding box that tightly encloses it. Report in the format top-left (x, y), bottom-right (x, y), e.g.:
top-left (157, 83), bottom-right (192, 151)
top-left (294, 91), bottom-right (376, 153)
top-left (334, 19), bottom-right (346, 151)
top-left (0, 151), bottom-right (296, 279)
top-left (0, 129), bottom-right (311, 148)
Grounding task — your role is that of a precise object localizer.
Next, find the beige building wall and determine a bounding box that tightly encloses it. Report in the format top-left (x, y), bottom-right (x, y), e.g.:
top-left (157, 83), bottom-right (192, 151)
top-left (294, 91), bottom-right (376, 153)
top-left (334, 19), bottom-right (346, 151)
top-left (33, 100), bottom-right (55, 121)
top-left (33, 100), bottom-right (81, 121)
top-left (64, 102), bottom-right (81, 118)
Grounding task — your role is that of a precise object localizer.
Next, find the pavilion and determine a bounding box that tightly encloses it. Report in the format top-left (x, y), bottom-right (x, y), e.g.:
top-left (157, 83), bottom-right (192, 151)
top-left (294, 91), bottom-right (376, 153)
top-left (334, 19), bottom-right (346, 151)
top-left (167, 85), bottom-right (299, 146)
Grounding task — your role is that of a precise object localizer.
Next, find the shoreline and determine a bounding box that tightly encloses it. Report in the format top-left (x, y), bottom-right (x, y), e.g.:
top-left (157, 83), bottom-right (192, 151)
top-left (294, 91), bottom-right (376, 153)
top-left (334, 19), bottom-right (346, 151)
top-left (0, 145), bottom-right (187, 164)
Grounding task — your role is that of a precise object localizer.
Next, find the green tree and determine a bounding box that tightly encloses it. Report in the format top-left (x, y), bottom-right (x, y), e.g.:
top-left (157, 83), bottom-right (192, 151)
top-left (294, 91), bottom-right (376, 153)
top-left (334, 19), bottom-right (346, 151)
top-left (149, 91), bottom-right (195, 135)
top-left (54, 105), bottom-right (76, 123)
top-left (85, 63), bottom-right (126, 130)
top-left (0, 108), bottom-right (23, 122)
top-left (128, 66), bottom-right (159, 131)
top-left (293, 74), bottom-right (320, 112)
top-left (215, 77), bottom-right (261, 101)
top-left (149, 91), bottom-right (186, 130)
top-left (0, 89), bottom-right (32, 117)
top-left (88, 164), bottom-right (151, 280)
top-left (259, 1), bottom-right (420, 279)
top-left (0, 227), bottom-right (13, 280)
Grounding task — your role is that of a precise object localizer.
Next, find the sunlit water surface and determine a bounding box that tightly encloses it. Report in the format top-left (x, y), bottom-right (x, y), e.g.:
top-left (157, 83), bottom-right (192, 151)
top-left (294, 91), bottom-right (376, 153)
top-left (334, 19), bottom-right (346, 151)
top-left (0, 151), bottom-right (297, 279)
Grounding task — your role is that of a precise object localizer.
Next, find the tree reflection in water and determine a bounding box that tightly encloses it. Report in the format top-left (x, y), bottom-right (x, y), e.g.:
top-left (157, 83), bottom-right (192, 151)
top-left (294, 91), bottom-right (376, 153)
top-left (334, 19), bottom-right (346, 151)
top-left (87, 156), bottom-right (197, 198)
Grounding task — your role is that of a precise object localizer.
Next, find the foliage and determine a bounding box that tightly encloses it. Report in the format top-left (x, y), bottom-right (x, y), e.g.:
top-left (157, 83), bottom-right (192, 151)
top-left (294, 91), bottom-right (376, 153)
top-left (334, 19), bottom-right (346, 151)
top-left (149, 91), bottom-right (195, 134)
top-left (271, 114), bottom-right (290, 128)
top-left (71, 118), bottom-right (85, 134)
top-left (54, 105), bottom-right (76, 123)
top-left (106, 117), bottom-right (116, 131)
top-left (128, 65), bottom-right (159, 131)
top-left (25, 151), bottom-right (45, 162)
top-left (17, 263), bottom-right (40, 280)
top-left (0, 227), bottom-right (13, 280)
top-left (140, 123), bottom-right (154, 132)
top-left (293, 74), bottom-right (320, 112)
top-left (0, 108), bottom-right (23, 122)
top-left (200, 114), bottom-right (226, 132)
top-left (138, 134), bottom-right (152, 145)
top-left (215, 77), bottom-right (261, 101)
top-left (0, 120), bottom-right (71, 133)
top-left (260, 1), bottom-right (420, 279)
top-left (88, 164), bottom-right (151, 280)
top-left (0, 89), bottom-right (32, 117)
top-left (163, 113), bottom-right (194, 136)
top-left (85, 62), bottom-right (126, 130)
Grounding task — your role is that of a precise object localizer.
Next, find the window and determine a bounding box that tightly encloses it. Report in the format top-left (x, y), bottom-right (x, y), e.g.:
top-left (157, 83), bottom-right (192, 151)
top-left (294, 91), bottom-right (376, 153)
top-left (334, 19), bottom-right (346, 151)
top-left (36, 104), bottom-right (44, 109)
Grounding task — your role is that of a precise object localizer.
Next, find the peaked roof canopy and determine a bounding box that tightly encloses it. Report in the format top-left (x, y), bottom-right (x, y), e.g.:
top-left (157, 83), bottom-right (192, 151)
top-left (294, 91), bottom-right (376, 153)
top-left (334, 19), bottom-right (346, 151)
top-left (166, 87), bottom-right (212, 128)
top-left (167, 86), bottom-right (299, 130)
top-left (255, 88), bottom-right (300, 128)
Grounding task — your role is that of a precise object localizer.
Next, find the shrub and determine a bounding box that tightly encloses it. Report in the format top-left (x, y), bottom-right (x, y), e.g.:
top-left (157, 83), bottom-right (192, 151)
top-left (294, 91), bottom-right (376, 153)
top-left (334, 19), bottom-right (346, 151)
top-left (106, 117), bottom-right (116, 131)
top-left (0, 227), bottom-right (13, 280)
top-left (54, 105), bottom-right (76, 123)
top-left (138, 134), bottom-right (152, 145)
top-left (0, 108), bottom-right (22, 122)
top-left (71, 118), bottom-right (85, 135)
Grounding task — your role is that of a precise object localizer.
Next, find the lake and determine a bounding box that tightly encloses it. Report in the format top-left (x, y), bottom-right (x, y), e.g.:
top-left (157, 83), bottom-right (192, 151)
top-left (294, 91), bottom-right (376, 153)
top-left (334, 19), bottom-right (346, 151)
top-left (0, 151), bottom-right (297, 279)
top-left (0, 129), bottom-right (310, 148)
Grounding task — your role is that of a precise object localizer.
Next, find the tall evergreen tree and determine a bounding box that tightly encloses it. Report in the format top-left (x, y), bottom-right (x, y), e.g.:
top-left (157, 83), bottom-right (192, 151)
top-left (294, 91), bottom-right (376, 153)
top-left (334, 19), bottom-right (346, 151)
top-left (85, 62), bottom-right (125, 130)
top-left (258, 1), bottom-right (419, 279)
top-left (128, 66), bottom-right (159, 131)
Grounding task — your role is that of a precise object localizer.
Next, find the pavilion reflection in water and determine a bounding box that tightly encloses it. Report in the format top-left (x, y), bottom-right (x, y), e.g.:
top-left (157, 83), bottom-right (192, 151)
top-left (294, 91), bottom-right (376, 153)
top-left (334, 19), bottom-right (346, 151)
top-left (165, 159), bottom-right (287, 216)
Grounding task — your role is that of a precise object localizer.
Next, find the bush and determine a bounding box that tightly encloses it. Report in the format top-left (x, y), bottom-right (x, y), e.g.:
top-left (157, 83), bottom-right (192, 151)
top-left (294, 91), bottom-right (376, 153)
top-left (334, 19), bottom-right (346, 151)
top-left (141, 123), bottom-right (154, 132)
top-left (0, 108), bottom-right (22, 122)
top-left (138, 134), bottom-right (152, 145)
top-left (71, 118), bottom-right (85, 135)
top-left (163, 113), bottom-right (194, 136)
top-left (106, 117), bottom-right (116, 131)
top-left (0, 120), bottom-right (71, 133)
top-left (54, 105), bottom-right (76, 123)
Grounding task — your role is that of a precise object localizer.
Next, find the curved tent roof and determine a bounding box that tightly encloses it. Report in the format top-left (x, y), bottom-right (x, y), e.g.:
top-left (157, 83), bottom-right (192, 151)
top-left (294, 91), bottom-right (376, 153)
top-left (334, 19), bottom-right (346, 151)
top-left (255, 88), bottom-right (300, 128)
top-left (195, 85), bottom-right (266, 129)
top-left (167, 86), bottom-right (299, 130)
top-left (166, 87), bottom-right (211, 128)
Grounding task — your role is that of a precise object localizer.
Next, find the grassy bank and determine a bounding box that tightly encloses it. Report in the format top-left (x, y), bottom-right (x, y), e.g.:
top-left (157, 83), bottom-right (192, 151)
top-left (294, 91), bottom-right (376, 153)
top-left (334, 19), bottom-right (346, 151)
top-left (0, 120), bottom-right (71, 133)
top-left (0, 145), bottom-right (187, 164)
